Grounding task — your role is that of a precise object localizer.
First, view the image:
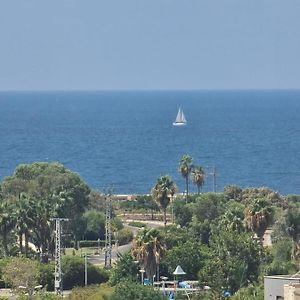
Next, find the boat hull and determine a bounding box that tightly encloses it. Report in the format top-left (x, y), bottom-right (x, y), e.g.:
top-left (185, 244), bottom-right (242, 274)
top-left (173, 122), bottom-right (186, 126)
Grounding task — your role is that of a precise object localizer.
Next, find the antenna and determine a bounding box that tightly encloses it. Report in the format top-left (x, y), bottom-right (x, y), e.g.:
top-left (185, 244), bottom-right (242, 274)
top-left (51, 218), bottom-right (69, 295)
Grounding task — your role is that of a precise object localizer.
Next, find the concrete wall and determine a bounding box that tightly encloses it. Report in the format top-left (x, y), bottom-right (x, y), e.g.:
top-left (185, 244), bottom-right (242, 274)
top-left (284, 283), bottom-right (300, 300)
top-left (265, 276), bottom-right (300, 300)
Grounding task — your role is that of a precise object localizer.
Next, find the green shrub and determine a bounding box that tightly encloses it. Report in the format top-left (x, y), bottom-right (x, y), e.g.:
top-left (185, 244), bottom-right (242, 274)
top-left (67, 284), bottom-right (113, 300)
top-left (33, 292), bottom-right (63, 300)
top-left (117, 228), bottom-right (133, 246)
top-left (79, 240), bottom-right (106, 248)
top-left (38, 262), bottom-right (55, 291)
top-left (128, 222), bottom-right (146, 228)
top-left (83, 210), bottom-right (106, 240)
top-left (109, 280), bottom-right (165, 300)
top-left (62, 256), bottom-right (109, 290)
top-left (231, 282), bottom-right (264, 300)
top-left (112, 218), bottom-right (124, 231)
top-left (0, 258), bottom-right (10, 288)
top-left (109, 252), bottom-right (139, 286)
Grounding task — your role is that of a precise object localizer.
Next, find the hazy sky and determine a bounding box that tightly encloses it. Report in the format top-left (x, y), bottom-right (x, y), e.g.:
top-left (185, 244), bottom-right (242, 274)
top-left (0, 0), bottom-right (299, 91)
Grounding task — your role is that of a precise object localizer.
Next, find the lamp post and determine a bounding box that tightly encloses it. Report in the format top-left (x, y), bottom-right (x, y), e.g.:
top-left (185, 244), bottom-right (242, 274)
top-left (83, 252), bottom-right (91, 286)
top-left (85, 253), bottom-right (88, 286)
top-left (139, 268), bottom-right (145, 285)
top-left (160, 276), bottom-right (168, 295)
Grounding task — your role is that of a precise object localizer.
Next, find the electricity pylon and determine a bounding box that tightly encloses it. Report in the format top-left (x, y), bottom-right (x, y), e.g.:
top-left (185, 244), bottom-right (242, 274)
top-left (104, 193), bottom-right (112, 269)
top-left (51, 218), bottom-right (69, 295)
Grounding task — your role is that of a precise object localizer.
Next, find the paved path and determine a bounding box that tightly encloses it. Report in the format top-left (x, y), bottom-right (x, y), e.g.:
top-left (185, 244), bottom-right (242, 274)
top-left (88, 220), bottom-right (165, 265)
top-left (88, 242), bottom-right (133, 265)
top-left (122, 219), bottom-right (165, 229)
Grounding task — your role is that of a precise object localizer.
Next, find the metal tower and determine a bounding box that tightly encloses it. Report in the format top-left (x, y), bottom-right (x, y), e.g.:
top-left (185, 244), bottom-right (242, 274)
top-left (104, 194), bottom-right (112, 269)
top-left (51, 218), bottom-right (69, 295)
top-left (205, 166), bottom-right (217, 193)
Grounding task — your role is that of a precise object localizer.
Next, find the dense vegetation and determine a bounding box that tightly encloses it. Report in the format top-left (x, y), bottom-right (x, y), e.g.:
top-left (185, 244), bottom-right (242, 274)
top-left (1, 159), bottom-right (300, 299)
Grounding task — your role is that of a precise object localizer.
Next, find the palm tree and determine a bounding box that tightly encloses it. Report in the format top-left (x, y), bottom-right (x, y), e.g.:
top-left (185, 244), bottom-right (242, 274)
top-left (179, 154), bottom-right (193, 201)
top-left (15, 193), bottom-right (35, 256)
top-left (191, 166), bottom-right (205, 194)
top-left (151, 175), bottom-right (177, 226)
top-left (132, 228), bottom-right (166, 281)
top-left (0, 199), bottom-right (14, 257)
top-left (284, 208), bottom-right (300, 259)
top-left (244, 198), bottom-right (274, 245)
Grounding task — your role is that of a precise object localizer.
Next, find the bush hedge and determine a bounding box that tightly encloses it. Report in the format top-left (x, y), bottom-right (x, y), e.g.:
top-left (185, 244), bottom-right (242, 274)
top-left (117, 228), bottom-right (133, 246)
top-left (62, 256), bottom-right (109, 290)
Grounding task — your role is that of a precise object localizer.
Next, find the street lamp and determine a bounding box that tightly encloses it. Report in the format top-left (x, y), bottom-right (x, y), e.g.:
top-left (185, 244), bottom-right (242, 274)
top-left (139, 268), bottom-right (145, 285)
top-left (83, 252), bottom-right (91, 286)
top-left (160, 276), bottom-right (168, 295)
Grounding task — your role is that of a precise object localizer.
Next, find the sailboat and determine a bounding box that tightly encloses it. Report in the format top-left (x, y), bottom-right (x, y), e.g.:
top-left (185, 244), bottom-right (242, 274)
top-left (173, 107), bottom-right (187, 126)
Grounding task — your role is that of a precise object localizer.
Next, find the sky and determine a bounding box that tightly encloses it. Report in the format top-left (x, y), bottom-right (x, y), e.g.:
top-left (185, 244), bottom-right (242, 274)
top-left (0, 0), bottom-right (300, 91)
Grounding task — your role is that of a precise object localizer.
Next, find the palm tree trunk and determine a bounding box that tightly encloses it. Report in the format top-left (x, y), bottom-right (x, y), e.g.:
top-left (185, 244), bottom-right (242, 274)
top-left (197, 185), bottom-right (200, 195)
top-left (292, 240), bottom-right (296, 260)
top-left (185, 176), bottom-right (189, 202)
top-left (163, 209), bottom-right (167, 226)
top-left (2, 226), bottom-right (8, 257)
top-left (25, 230), bottom-right (29, 257)
top-left (19, 232), bottom-right (23, 254)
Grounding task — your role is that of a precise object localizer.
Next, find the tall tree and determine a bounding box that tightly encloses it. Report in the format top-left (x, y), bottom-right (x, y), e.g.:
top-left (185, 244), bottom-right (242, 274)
top-left (163, 240), bottom-right (210, 280)
top-left (199, 224), bottom-right (262, 295)
top-left (14, 193), bottom-right (35, 256)
top-left (179, 154), bottom-right (193, 201)
top-left (244, 198), bottom-right (274, 245)
top-left (191, 166), bottom-right (205, 194)
top-left (151, 175), bottom-right (177, 226)
top-left (109, 252), bottom-right (139, 286)
top-left (1, 162), bottom-right (90, 257)
top-left (3, 257), bottom-right (40, 300)
top-left (283, 207), bottom-right (300, 259)
top-left (0, 199), bottom-right (14, 257)
top-left (132, 228), bottom-right (166, 281)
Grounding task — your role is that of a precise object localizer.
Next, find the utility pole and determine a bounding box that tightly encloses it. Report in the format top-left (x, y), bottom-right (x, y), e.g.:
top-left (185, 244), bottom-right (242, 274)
top-left (104, 193), bottom-right (112, 269)
top-left (51, 218), bottom-right (69, 296)
top-left (84, 253), bottom-right (88, 286)
top-left (205, 166), bottom-right (217, 193)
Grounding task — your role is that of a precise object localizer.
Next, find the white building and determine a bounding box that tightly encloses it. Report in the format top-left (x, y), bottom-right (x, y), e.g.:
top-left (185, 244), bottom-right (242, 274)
top-left (264, 275), bottom-right (300, 300)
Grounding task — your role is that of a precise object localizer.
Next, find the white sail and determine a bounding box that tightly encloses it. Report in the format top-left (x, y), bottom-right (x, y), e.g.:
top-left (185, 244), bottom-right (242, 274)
top-left (181, 109), bottom-right (187, 123)
top-left (173, 107), bottom-right (187, 126)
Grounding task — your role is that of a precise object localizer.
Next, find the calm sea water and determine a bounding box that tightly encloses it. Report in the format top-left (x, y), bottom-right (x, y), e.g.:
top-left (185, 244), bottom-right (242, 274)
top-left (0, 90), bottom-right (300, 195)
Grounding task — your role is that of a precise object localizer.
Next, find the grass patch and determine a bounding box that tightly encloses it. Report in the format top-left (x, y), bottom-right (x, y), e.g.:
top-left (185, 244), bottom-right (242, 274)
top-left (65, 247), bottom-right (102, 257)
top-left (67, 284), bottom-right (113, 300)
top-left (128, 221), bottom-right (146, 228)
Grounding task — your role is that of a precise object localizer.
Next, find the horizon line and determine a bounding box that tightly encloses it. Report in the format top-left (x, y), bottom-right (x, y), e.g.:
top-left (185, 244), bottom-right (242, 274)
top-left (0, 88), bottom-right (300, 93)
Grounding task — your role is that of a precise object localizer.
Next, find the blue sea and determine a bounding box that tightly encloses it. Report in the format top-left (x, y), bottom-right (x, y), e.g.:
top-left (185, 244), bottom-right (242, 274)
top-left (1, 90), bottom-right (300, 195)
